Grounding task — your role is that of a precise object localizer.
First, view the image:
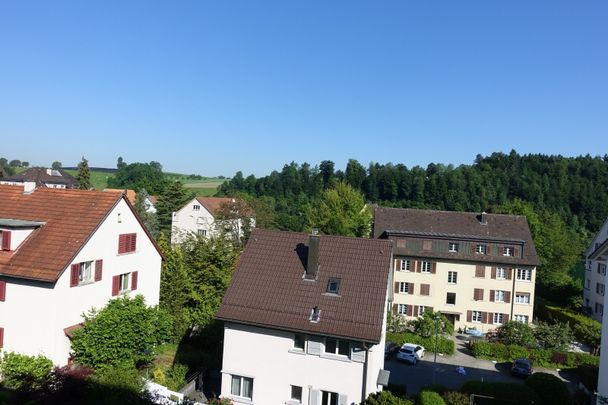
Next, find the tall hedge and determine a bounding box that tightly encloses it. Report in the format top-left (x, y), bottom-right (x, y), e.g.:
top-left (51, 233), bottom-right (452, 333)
top-left (417, 391), bottom-right (446, 405)
top-left (525, 372), bottom-right (572, 405)
top-left (460, 381), bottom-right (540, 404)
top-left (387, 332), bottom-right (455, 355)
top-left (0, 352), bottom-right (53, 391)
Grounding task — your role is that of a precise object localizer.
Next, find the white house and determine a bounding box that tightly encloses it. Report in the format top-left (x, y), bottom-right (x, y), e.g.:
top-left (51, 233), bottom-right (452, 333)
top-left (0, 184), bottom-right (162, 366)
top-left (216, 229), bottom-right (393, 405)
top-left (585, 218), bottom-right (608, 322)
top-left (171, 197), bottom-right (249, 244)
top-left (0, 167), bottom-right (79, 189)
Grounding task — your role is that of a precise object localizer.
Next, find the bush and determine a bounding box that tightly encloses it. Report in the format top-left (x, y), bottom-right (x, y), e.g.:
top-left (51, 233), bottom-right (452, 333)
top-left (417, 391), bottom-right (445, 405)
top-left (387, 383), bottom-right (408, 398)
top-left (537, 302), bottom-right (601, 352)
top-left (442, 391), bottom-right (469, 405)
top-left (0, 352), bottom-right (53, 391)
top-left (525, 372), bottom-right (572, 405)
top-left (363, 390), bottom-right (414, 404)
top-left (387, 332), bottom-right (455, 355)
top-left (93, 361), bottom-right (144, 393)
top-left (460, 380), bottom-right (540, 404)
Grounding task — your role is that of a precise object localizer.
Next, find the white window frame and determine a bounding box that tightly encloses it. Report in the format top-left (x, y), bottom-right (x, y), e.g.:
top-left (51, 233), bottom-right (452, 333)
top-left (397, 304), bottom-right (408, 315)
top-left (516, 268), bottom-right (531, 281)
top-left (503, 247), bottom-right (514, 256)
top-left (290, 385), bottom-right (303, 403)
top-left (193, 204), bottom-right (201, 211)
top-left (421, 261), bottom-right (431, 273)
top-left (321, 391), bottom-right (339, 405)
top-left (475, 244), bottom-right (486, 254)
top-left (513, 314), bottom-right (529, 324)
top-left (596, 303), bottom-right (604, 316)
top-left (515, 293), bottom-right (530, 304)
top-left (119, 273), bottom-right (130, 292)
top-left (447, 271), bottom-right (457, 284)
top-left (418, 306), bottom-right (427, 316)
top-left (399, 282), bottom-right (410, 294)
top-left (496, 267), bottom-right (506, 280)
top-left (446, 292), bottom-right (456, 305)
top-left (324, 338), bottom-right (350, 356)
top-left (493, 313), bottom-right (504, 325)
top-left (293, 334), bottom-right (306, 352)
top-left (230, 375), bottom-right (254, 400)
top-left (448, 242), bottom-right (459, 253)
top-left (79, 261), bottom-right (93, 284)
top-left (400, 259), bottom-right (411, 272)
top-left (597, 283), bottom-right (605, 296)
top-left (472, 311), bottom-right (482, 323)
top-left (495, 290), bottom-right (506, 302)
top-left (197, 229), bottom-right (207, 236)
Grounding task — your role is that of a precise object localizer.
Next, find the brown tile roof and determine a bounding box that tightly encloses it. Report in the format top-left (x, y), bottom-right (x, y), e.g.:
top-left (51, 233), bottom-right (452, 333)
top-left (373, 207), bottom-right (540, 266)
top-left (104, 188), bottom-right (137, 205)
top-left (195, 197), bottom-right (235, 216)
top-left (1, 167), bottom-right (79, 188)
top-left (216, 229), bottom-right (393, 343)
top-left (0, 185), bottom-right (123, 282)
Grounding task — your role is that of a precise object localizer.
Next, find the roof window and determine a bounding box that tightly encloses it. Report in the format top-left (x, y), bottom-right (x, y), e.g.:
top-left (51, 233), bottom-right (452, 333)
top-left (310, 306), bottom-right (321, 323)
top-left (326, 278), bottom-right (341, 295)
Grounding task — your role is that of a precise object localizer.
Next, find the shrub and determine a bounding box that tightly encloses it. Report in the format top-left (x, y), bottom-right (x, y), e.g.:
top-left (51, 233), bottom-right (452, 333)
top-left (387, 383), bottom-right (408, 398)
top-left (460, 380), bottom-right (539, 404)
top-left (93, 361), bottom-right (144, 394)
top-left (495, 321), bottom-right (536, 347)
top-left (442, 391), bottom-right (469, 405)
top-left (538, 303), bottom-right (601, 352)
top-left (387, 332), bottom-right (455, 355)
top-left (363, 390), bottom-right (414, 404)
top-left (525, 372), bottom-right (572, 405)
top-left (417, 391), bottom-right (445, 405)
top-left (0, 352), bottom-right (53, 391)
top-left (165, 363), bottom-right (188, 391)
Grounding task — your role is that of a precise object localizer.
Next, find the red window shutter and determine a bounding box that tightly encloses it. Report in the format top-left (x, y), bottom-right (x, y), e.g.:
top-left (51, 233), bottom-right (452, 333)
top-left (487, 312), bottom-right (493, 324)
top-left (1, 231), bottom-right (11, 251)
top-left (95, 260), bottom-right (103, 281)
top-left (118, 234), bottom-right (126, 254)
top-left (413, 305), bottom-right (419, 316)
top-left (467, 310), bottom-right (472, 322)
top-left (431, 262), bottom-right (437, 274)
top-left (414, 261), bottom-right (420, 273)
top-left (410, 283), bottom-right (415, 294)
top-left (491, 267), bottom-right (496, 279)
top-left (490, 290), bottom-right (495, 302)
top-left (407, 305), bottom-right (413, 316)
top-left (505, 291), bottom-right (511, 303)
top-left (131, 271), bottom-right (138, 291)
top-left (392, 304), bottom-right (398, 314)
top-left (394, 259), bottom-right (399, 271)
top-left (112, 275), bottom-right (120, 296)
top-left (394, 282), bottom-right (399, 294)
top-left (507, 268), bottom-right (513, 280)
top-left (0, 327), bottom-right (3, 348)
top-left (0, 281), bottom-right (5, 301)
top-left (130, 234), bottom-right (137, 252)
top-left (504, 314), bottom-right (510, 323)
top-left (70, 264), bottom-right (80, 287)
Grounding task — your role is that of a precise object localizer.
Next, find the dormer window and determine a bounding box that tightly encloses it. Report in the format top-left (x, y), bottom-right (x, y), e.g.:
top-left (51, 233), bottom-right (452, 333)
top-left (326, 278), bottom-right (340, 295)
top-left (503, 247), bottom-right (514, 256)
top-left (475, 244), bottom-right (486, 254)
top-left (448, 242), bottom-right (459, 253)
top-left (193, 204), bottom-right (201, 211)
top-left (310, 306), bottom-right (321, 323)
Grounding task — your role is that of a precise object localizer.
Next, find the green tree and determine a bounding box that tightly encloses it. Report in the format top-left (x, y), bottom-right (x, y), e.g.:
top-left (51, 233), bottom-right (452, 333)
top-left (76, 156), bottom-right (92, 190)
top-left (534, 321), bottom-right (574, 351)
top-left (107, 161), bottom-right (169, 195)
top-left (307, 182), bottom-right (372, 237)
top-left (408, 311), bottom-right (453, 338)
top-left (214, 197), bottom-right (255, 248)
top-left (52, 160), bottom-right (62, 169)
top-left (9, 159), bottom-right (21, 167)
top-left (495, 321), bottom-right (536, 347)
top-left (0, 352), bottom-right (53, 391)
top-left (362, 390), bottom-right (413, 404)
top-left (71, 295), bottom-right (172, 369)
top-left (155, 181), bottom-right (193, 235)
top-left (21, 161), bottom-right (29, 167)
top-left (134, 188), bottom-right (159, 239)
top-left (117, 156), bottom-right (127, 170)
top-left (345, 158), bottom-right (367, 190)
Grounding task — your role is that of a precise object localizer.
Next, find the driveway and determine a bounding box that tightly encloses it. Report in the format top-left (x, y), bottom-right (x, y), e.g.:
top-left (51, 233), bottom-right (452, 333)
top-left (385, 334), bottom-right (580, 395)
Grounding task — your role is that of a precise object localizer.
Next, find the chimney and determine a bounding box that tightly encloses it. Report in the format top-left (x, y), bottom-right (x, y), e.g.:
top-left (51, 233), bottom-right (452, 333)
top-left (480, 212), bottom-right (487, 225)
top-left (305, 232), bottom-right (320, 280)
top-left (23, 181), bottom-right (36, 194)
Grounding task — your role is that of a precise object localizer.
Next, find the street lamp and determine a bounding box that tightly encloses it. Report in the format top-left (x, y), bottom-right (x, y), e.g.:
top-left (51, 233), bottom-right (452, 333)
top-left (432, 314), bottom-right (440, 385)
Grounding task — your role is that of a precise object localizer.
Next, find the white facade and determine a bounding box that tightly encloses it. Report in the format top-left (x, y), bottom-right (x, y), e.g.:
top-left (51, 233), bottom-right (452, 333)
top-left (221, 322), bottom-right (386, 405)
top-left (171, 198), bottom-right (217, 244)
top-left (585, 219), bottom-right (608, 322)
top-left (0, 198), bottom-right (161, 365)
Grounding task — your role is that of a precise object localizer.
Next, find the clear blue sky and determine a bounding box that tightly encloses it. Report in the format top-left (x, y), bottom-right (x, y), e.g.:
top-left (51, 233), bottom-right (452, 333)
top-left (1, 1), bottom-right (606, 177)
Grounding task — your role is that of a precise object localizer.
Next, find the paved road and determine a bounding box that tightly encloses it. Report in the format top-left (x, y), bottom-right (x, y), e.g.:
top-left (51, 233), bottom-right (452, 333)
top-left (385, 334), bottom-right (580, 395)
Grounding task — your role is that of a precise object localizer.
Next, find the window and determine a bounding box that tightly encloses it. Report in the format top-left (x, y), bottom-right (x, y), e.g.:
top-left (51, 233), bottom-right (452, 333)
top-left (472, 311), bottom-right (482, 323)
top-left (118, 233), bottom-right (137, 254)
top-left (446, 292), bottom-right (456, 305)
top-left (294, 334), bottom-right (305, 351)
top-left (327, 278), bottom-right (341, 294)
top-left (112, 272), bottom-right (138, 296)
top-left (421, 261), bottom-right (431, 273)
top-left (193, 204), bottom-right (201, 211)
top-left (515, 293), bottom-right (530, 304)
top-left (321, 391), bottom-right (339, 405)
top-left (325, 338), bottom-right (349, 356)
top-left (420, 284), bottom-right (430, 296)
top-left (599, 263), bottom-right (607, 275)
top-left (448, 242), bottom-right (459, 253)
top-left (310, 307), bottom-right (321, 323)
top-left (516, 268), bottom-right (531, 281)
top-left (597, 283), bottom-right (605, 296)
top-left (79, 261), bottom-right (93, 284)
top-left (291, 385), bottom-right (303, 403)
top-left (475, 244), bottom-right (486, 254)
top-left (197, 229), bottom-right (207, 236)
top-left (230, 375), bottom-right (253, 400)
top-left (423, 240), bottom-right (432, 250)
top-left (399, 282), bottom-right (410, 294)
top-left (447, 271), bottom-right (457, 284)
top-left (418, 306), bottom-right (428, 316)
top-left (514, 315), bottom-right (529, 324)
top-left (397, 304), bottom-right (408, 315)
top-left (596, 303), bottom-right (604, 316)
top-left (586, 279), bottom-right (590, 289)
top-left (503, 247), bottom-right (514, 256)
top-left (474, 288), bottom-right (484, 301)
top-left (495, 290), bottom-right (505, 302)
top-left (399, 259), bottom-right (411, 272)
top-left (496, 267), bottom-right (506, 280)
top-left (119, 273), bottom-right (130, 292)
top-left (493, 313), bottom-right (504, 325)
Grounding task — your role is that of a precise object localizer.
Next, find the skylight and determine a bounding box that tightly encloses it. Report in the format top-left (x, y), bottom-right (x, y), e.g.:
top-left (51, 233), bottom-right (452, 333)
top-left (326, 278), bottom-right (341, 295)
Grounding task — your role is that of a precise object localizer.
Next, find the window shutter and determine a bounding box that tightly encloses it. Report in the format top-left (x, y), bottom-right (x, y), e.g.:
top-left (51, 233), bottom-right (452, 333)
top-left (118, 234), bottom-right (126, 254)
top-left (350, 343), bottom-right (366, 363)
top-left (130, 233), bottom-right (137, 252)
top-left (392, 304), bottom-right (398, 314)
top-left (505, 291), bottom-right (511, 303)
top-left (0, 280), bottom-right (5, 301)
top-left (1, 231), bottom-right (11, 251)
top-left (307, 336), bottom-right (322, 356)
top-left (339, 394), bottom-right (348, 405)
top-left (467, 310), bottom-right (472, 322)
top-left (475, 265), bottom-right (485, 278)
top-left (70, 264), bottom-right (80, 287)
top-left (507, 268), bottom-right (513, 280)
top-left (413, 305), bottom-right (418, 316)
top-left (407, 305), bottom-right (413, 316)
top-left (94, 260), bottom-right (103, 281)
top-left (394, 259), bottom-right (399, 271)
top-left (474, 288), bottom-right (483, 301)
top-left (112, 275), bottom-right (120, 296)
top-left (514, 246), bottom-right (520, 257)
top-left (414, 260), bottom-right (419, 272)
top-left (0, 327), bottom-right (3, 348)
top-left (309, 389), bottom-right (320, 405)
top-left (421, 284), bottom-right (430, 296)
top-left (486, 312), bottom-right (493, 324)
top-left (410, 283), bottom-right (415, 294)
top-left (394, 282), bottom-right (399, 294)
top-left (431, 262), bottom-right (437, 274)
top-left (486, 244), bottom-right (492, 255)
top-left (490, 290), bottom-right (495, 302)
top-left (131, 271), bottom-right (138, 291)
top-left (504, 314), bottom-right (510, 323)
top-left (428, 306), bottom-right (434, 312)
top-left (470, 244), bottom-right (476, 254)
top-left (491, 267), bottom-right (496, 279)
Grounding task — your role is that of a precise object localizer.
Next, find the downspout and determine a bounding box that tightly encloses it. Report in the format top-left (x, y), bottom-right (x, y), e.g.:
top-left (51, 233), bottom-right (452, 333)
top-left (361, 342), bottom-right (369, 403)
top-left (510, 267), bottom-right (516, 320)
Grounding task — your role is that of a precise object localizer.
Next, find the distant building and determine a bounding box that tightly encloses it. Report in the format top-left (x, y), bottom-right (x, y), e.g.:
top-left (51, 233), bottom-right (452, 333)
top-left (104, 189), bottom-right (157, 213)
top-left (584, 218), bottom-right (608, 322)
top-left (591, 237), bottom-right (608, 403)
top-left (216, 229), bottom-right (393, 404)
top-left (374, 207), bottom-right (539, 332)
top-left (0, 184), bottom-right (162, 365)
top-left (0, 167), bottom-right (79, 189)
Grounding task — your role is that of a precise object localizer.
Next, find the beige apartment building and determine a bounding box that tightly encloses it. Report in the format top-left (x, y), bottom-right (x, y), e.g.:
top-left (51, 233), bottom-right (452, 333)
top-left (584, 217), bottom-right (608, 322)
top-left (374, 208), bottom-right (540, 332)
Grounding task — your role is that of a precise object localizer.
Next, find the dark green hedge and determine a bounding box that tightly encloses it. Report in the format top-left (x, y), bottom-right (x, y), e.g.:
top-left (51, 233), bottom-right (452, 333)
top-left (387, 332), bottom-right (455, 355)
top-left (525, 372), bottom-right (572, 405)
top-left (460, 380), bottom-right (540, 405)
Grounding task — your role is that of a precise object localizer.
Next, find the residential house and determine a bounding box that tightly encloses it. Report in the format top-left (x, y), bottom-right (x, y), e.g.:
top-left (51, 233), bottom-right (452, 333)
top-left (374, 208), bottom-right (539, 332)
top-left (171, 197), bottom-right (250, 244)
top-left (584, 218), bottom-right (608, 322)
top-left (216, 229), bottom-right (393, 405)
top-left (0, 167), bottom-right (79, 189)
top-left (0, 184), bottom-right (162, 365)
top-left (591, 238), bottom-right (608, 403)
top-left (104, 188), bottom-right (158, 213)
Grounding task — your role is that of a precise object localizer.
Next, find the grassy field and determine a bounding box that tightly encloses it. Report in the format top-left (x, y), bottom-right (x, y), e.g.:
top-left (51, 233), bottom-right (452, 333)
top-left (64, 169), bottom-right (112, 190)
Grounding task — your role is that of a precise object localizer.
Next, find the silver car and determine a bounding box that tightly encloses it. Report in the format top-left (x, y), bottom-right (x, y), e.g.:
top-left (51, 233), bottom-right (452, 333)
top-left (396, 343), bottom-right (425, 364)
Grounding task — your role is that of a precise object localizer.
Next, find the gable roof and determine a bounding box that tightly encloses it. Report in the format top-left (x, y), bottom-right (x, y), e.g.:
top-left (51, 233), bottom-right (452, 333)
top-left (104, 188), bottom-right (137, 205)
top-left (0, 185), bottom-right (157, 282)
top-left (373, 207), bottom-right (540, 266)
top-left (1, 167), bottom-right (79, 188)
top-left (195, 197), bottom-right (235, 216)
top-left (216, 229), bottom-right (393, 343)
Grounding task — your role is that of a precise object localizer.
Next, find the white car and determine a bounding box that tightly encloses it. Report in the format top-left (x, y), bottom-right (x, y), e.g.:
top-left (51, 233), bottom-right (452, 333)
top-left (396, 343), bottom-right (425, 364)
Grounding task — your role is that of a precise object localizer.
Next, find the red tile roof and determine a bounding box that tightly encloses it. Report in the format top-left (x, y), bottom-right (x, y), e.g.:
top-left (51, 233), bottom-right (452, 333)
top-left (0, 185), bottom-right (123, 282)
top-left (195, 197), bottom-right (235, 216)
top-left (104, 188), bottom-right (137, 205)
top-left (216, 229), bottom-right (393, 343)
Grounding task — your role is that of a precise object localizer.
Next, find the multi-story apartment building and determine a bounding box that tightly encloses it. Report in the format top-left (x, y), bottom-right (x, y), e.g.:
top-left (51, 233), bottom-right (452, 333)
top-left (216, 229), bottom-right (393, 404)
top-left (590, 237), bottom-right (608, 403)
top-left (374, 207), bottom-right (539, 332)
top-left (584, 218), bottom-right (608, 322)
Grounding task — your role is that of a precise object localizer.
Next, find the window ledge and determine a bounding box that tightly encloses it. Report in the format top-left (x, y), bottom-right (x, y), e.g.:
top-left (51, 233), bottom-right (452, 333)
top-left (117, 251), bottom-right (137, 256)
top-left (288, 349), bottom-right (306, 356)
top-left (77, 280), bottom-right (95, 287)
top-left (320, 353), bottom-right (351, 363)
top-left (285, 401), bottom-right (302, 405)
top-left (230, 396), bottom-right (253, 405)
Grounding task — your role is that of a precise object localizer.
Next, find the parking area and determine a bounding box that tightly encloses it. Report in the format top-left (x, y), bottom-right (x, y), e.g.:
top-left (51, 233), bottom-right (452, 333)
top-left (385, 334), bottom-right (580, 395)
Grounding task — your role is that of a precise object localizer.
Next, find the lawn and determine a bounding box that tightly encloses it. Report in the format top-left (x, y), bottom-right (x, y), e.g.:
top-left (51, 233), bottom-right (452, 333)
top-left (64, 169), bottom-right (111, 190)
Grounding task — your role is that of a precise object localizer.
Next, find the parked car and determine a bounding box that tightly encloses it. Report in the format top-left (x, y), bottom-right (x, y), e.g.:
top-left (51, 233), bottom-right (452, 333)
top-left (511, 358), bottom-right (533, 378)
top-left (396, 343), bottom-right (425, 364)
top-left (384, 342), bottom-right (398, 360)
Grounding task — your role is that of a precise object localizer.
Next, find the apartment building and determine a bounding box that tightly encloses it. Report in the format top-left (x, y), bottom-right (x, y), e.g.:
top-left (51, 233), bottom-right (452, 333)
top-left (216, 229), bottom-right (393, 404)
top-left (374, 207), bottom-right (539, 332)
top-left (590, 237), bottom-right (608, 402)
top-left (584, 218), bottom-right (608, 322)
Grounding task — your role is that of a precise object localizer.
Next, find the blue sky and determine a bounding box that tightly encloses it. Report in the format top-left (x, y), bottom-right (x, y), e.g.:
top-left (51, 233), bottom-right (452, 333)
top-left (1, 1), bottom-right (606, 177)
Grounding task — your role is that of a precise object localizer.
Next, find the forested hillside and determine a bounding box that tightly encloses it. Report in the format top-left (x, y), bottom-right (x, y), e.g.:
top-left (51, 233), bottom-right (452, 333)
top-left (219, 151), bottom-right (608, 234)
